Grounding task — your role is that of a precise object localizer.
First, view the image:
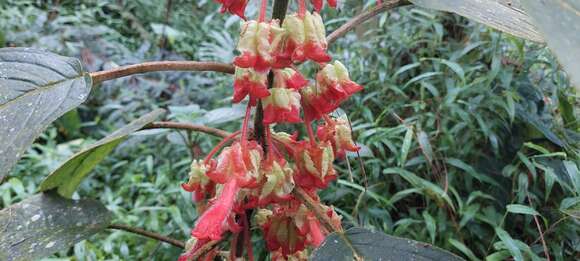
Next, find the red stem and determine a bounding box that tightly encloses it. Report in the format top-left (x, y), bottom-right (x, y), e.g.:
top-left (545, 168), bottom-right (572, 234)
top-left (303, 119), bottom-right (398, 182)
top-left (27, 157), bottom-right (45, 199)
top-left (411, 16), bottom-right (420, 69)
top-left (304, 114), bottom-right (317, 146)
top-left (230, 233), bottom-right (239, 261)
top-left (298, 0), bottom-right (306, 17)
top-left (241, 102), bottom-right (253, 152)
top-left (259, 0), bottom-right (268, 22)
top-left (203, 130), bottom-right (242, 164)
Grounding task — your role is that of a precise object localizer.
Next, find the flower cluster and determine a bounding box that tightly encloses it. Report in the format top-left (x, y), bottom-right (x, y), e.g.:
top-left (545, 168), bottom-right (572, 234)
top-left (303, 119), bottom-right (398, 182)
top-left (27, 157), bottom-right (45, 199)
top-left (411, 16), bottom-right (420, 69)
top-left (180, 1), bottom-right (364, 260)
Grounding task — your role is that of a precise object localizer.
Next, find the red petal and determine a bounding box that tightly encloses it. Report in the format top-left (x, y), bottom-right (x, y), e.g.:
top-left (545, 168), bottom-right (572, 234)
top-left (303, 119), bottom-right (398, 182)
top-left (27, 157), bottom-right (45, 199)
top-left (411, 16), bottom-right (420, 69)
top-left (191, 179), bottom-right (240, 240)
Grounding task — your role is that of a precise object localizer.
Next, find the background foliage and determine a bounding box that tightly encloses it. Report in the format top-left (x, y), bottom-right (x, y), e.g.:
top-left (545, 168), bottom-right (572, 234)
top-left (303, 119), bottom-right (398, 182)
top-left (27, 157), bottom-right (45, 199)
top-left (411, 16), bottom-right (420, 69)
top-left (0, 0), bottom-right (578, 260)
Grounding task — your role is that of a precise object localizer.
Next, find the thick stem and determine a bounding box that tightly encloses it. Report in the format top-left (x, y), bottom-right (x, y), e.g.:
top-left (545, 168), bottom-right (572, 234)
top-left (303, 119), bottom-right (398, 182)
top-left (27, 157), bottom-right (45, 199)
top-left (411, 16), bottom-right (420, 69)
top-left (143, 121), bottom-right (230, 138)
top-left (90, 61), bottom-right (234, 85)
top-left (108, 224), bottom-right (185, 249)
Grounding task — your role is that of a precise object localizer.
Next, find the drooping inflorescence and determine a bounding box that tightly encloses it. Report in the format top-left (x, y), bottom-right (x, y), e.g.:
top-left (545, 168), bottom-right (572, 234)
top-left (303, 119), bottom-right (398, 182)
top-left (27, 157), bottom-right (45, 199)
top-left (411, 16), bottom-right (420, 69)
top-left (179, 1), bottom-right (364, 260)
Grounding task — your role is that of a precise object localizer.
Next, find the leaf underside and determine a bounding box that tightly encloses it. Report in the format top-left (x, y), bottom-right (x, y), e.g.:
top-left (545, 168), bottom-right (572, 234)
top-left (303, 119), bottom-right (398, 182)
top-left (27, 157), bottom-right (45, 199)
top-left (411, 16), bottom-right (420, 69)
top-left (410, 0), bottom-right (544, 43)
top-left (0, 192), bottom-right (112, 261)
top-left (39, 108), bottom-right (166, 198)
top-left (0, 48), bottom-right (92, 180)
top-left (311, 227), bottom-right (465, 261)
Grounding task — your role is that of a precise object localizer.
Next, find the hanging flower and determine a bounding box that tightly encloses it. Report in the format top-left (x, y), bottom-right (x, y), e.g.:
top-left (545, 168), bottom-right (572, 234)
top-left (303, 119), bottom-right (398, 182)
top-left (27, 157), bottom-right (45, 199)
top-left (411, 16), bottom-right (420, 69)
top-left (213, 0), bottom-right (249, 19)
top-left (259, 157), bottom-right (295, 205)
top-left (282, 11), bottom-right (331, 64)
top-left (317, 115), bottom-right (359, 158)
top-left (235, 20), bottom-right (285, 72)
top-left (293, 141), bottom-right (336, 189)
top-left (207, 141), bottom-right (263, 188)
top-left (191, 179), bottom-right (241, 240)
top-left (259, 203), bottom-right (308, 257)
top-left (233, 67), bottom-right (270, 105)
top-left (181, 160), bottom-right (216, 202)
top-left (274, 68), bottom-right (309, 90)
top-left (301, 61), bottom-right (363, 119)
top-left (262, 87), bottom-right (302, 124)
top-left (310, 0), bottom-right (338, 12)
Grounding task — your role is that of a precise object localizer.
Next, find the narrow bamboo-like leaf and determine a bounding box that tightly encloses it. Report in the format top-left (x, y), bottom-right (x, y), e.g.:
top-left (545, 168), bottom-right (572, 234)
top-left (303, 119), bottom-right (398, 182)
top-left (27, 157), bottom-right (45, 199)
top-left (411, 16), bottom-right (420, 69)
top-left (506, 204), bottom-right (540, 216)
top-left (422, 211), bottom-right (437, 243)
top-left (409, 0), bottom-right (543, 42)
top-left (0, 48), bottom-right (92, 180)
top-left (449, 239), bottom-right (479, 261)
top-left (417, 130), bottom-right (434, 163)
top-left (522, 0), bottom-right (580, 91)
top-left (400, 125), bottom-right (414, 167)
top-left (39, 109), bottom-right (165, 197)
top-left (0, 192), bottom-right (112, 261)
top-left (311, 227), bottom-right (464, 261)
top-left (494, 228), bottom-right (523, 261)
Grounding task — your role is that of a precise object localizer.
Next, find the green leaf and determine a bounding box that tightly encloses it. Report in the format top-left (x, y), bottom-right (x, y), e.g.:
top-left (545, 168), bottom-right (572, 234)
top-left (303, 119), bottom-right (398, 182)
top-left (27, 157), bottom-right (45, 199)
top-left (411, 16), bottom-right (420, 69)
top-left (409, 0), bottom-right (543, 42)
top-left (311, 227), bottom-right (464, 261)
top-left (0, 192), bottom-right (112, 261)
top-left (445, 158), bottom-right (500, 187)
top-left (521, 1), bottom-right (580, 91)
top-left (400, 125), bottom-right (414, 167)
top-left (422, 211), bottom-right (436, 243)
top-left (506, 204), bottom-right (540, 216)
top-left (0, 48), bottom-right (92, 180)
top-left (494, 228), bottom-right (523, 261)
top-left (417, 130), bottom-right (434, 163)
top-left (448, 239), bottom-right (478, 261)
top-left (39, 109), bottom-right (165, 198)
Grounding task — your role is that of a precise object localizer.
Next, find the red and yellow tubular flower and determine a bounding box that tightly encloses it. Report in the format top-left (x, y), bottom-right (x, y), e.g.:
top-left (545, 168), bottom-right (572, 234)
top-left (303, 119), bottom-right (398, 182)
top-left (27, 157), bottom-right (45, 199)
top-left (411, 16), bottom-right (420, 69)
top-left (258, 156), bottom-right (295, 205)
top-left (281, 11), bottom-right (331, 64)
top-left (301, 60), bottom-right (364, 119)
top-left (191, 179), bottom-right (241, 240)
top-left (213, 0), bottom-right (249, 19)
top-left (262, 87), bottom-right (302, 124)
top-left (317, 115), bottom-right (359, 158)
top-left (207, 141), bottom-right (263, 188)
top-left (234, 20), bottom-right (285, 72)
top-left (310, 0), bottom-right (337, 12)
top-left (293, 141), bottom-right (336, 189)
top-left (274, 68), bottom-right (309, 90)
top-left (181, 160), bottom-right (215, 202)
top-left (233, 67), bottom-right (270, 105)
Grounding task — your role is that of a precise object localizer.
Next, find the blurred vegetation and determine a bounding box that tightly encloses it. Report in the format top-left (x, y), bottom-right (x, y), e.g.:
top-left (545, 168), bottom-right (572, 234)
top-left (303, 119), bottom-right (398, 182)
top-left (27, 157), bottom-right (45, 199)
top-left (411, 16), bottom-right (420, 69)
top-left (0, 0), bottom-right (578, 260)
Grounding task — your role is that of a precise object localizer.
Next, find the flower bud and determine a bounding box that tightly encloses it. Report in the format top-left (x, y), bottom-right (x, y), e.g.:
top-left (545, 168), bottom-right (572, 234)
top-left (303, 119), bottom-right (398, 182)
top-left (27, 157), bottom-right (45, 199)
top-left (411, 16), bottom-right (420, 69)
top-left (282, 11), bottom-right (331, 63)
top-left (259, 158), bottom-right (295, 204)
top-left (294, 141), bottom-right (336, 188)
top-left (317, 115), bottom-right (359, 158)
top-left (233, 67), bottom-right (270, 105)
top-left (214, 0), bottom-right (249, 19)
top-left (273, 68), bottom-right (309, 90)
top-left (235, 20), bottom-right (284, 72)
top-left (262, 88), bottom-right (302, 124)
top-left (181, 160), bottom-right (215, 202)
top-left (207, 141), bottom-right (262, 187)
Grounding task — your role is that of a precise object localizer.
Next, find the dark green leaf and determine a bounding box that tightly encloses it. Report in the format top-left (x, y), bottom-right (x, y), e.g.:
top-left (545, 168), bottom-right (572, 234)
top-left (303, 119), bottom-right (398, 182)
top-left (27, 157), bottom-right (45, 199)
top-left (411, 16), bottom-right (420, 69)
top-left (0, 192), bottom-right (112, 261)
top-left (311, 227), bottom-right (464, 261)
top-left (39, 109), bottom-right (165, 198)
top-left (494, 228), bottom-right (523, 261)
top-left (0, 48), bottom-right (92, 179)
top-left (522, 0), bottom-right (580, 91)
top-left (506, 204), bottom-right (540, 216)
top-left (409, 0), bottom-right (544, 42)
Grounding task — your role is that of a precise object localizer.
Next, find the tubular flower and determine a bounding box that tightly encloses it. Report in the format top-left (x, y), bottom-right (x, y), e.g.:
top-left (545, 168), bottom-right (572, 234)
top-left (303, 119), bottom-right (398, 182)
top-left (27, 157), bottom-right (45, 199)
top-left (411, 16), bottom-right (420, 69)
top-left (310, 0), bottom-right (338, 12)
top-left (207, 141), bottom-right (263, 188)
top-left (317, 115), bottom-right (359, 158)
top-left (282, 11), bottom-right (331, 64)
top-left (213, 0), bottom-right (249, 19)
top-left (260, 204), bottom-right (307, 256)
top-left (301, 61), bottom-right (364, 119)
top-left (233, 67), bottom-right (270, 105)
top-left (234, 20), bottom-right (285, 72)
top-left (181, 160), bottom-right (215, 202)
top-left (191, 179), bottom-right (241, 240)
top-left (293, 141), bottom-right (336, 189)
top-left (259, 157), bottom-right (295, 205)
top-left (274, 68), bottom-right (309, 90)
top-left (262, 87), bottom-right (302, 124)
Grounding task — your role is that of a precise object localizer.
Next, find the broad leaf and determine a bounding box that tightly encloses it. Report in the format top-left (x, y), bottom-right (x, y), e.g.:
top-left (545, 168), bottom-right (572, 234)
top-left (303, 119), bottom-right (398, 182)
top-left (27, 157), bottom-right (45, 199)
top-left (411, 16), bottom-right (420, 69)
top-left (0, 192), bottom-right (111, 261)
top-left (410, 0), bottom-right (544, 42)
top-left (0, 48), bottom-right (92, 180)
top-left (39, 109), bottom-right (165, 198)
top-left (522, 1), bottom-right (580, 91)
top-left (311, 227), bottom-right (464, 261)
